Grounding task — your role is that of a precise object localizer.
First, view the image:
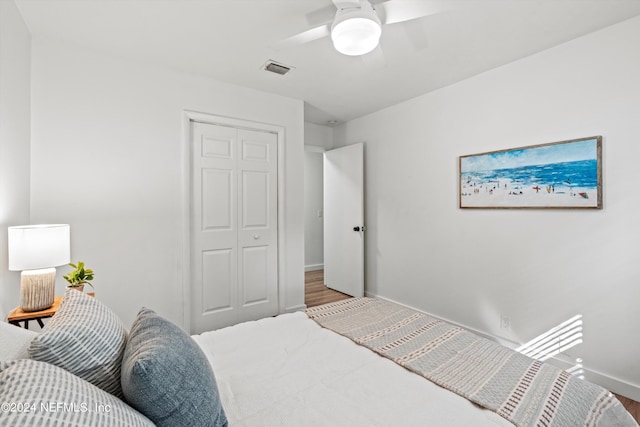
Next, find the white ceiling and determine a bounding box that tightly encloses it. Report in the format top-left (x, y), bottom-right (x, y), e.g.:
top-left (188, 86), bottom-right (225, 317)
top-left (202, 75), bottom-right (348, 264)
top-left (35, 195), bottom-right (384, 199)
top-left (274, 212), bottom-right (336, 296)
top-left (15, 0), bottom-right (640, 126)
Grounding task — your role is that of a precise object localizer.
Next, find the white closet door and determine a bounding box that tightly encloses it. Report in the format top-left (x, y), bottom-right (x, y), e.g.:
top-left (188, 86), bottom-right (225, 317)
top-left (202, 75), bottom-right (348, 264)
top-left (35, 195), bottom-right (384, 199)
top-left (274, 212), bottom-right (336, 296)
top-left (191, 122), bottom-right (278, 333)
top-left (236, 128), bottom-right (278, 323)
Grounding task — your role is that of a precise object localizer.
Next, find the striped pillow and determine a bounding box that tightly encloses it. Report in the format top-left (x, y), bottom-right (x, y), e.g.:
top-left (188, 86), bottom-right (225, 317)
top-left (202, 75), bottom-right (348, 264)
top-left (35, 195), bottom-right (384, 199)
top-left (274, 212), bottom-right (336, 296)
top-left (0, 359), bottom-right (153, 426)
top-left (0, 321), bottom-right (38, 360)
top-left (28, 289), bottom-right (127, 397)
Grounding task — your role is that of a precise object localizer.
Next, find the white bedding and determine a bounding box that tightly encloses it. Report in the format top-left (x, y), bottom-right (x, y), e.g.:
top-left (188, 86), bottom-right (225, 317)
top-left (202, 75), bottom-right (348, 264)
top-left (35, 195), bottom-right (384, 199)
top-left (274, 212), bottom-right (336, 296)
top-left (193, 312), bottom-right (512, 427)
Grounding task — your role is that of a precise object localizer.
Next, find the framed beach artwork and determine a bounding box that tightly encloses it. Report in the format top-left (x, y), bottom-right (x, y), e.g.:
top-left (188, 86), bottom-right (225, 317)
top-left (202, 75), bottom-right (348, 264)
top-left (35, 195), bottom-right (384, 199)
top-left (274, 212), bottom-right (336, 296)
top-left (459, 136), bottom-right (602, 209)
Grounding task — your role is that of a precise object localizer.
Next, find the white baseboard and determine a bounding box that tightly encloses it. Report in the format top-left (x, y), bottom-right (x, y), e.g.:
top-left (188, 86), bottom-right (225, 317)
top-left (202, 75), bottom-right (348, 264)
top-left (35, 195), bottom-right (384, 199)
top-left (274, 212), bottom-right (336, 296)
top-left (305, 264), bottom-right (324, 272)
top-left (283, 303), bottom-right (307, 313)
top-left (367, 293), bottom-right (520, 348)
top-left (547, 354), bottom-right (640, 402)
top-left (366, 292), bottom-right (640, 401)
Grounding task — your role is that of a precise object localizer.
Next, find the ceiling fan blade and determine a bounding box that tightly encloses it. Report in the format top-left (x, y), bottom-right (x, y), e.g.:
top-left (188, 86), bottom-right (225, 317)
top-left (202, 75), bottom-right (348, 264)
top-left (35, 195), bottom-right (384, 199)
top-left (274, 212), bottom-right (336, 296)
top-left (305, 4), bottom-right (338, 27)
top-left (271, 25), bottom-right (331, 50)
top-left (378, 0), bottom-right (452, 25)
top-left (360, 44), bottom-right (386, 69)
top-left (332, 0), bottom-right (361, 9)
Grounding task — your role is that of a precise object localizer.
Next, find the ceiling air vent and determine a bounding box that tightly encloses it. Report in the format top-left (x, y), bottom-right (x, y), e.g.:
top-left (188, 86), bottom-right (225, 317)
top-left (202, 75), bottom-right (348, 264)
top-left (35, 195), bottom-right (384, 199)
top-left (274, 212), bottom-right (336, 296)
top-left (262, 60), bottom-right (294, 76)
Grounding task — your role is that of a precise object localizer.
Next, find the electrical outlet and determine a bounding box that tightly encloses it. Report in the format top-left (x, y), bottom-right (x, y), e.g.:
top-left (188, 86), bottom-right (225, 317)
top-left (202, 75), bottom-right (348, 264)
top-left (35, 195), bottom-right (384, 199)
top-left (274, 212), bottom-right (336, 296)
top-left (500, 315), bottom-right (511, 331)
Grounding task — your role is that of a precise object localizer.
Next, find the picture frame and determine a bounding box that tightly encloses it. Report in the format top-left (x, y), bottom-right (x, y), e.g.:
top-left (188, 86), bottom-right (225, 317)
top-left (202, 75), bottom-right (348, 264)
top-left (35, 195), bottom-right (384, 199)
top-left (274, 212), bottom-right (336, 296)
top-left (459, 136), bottom-right (602, 209)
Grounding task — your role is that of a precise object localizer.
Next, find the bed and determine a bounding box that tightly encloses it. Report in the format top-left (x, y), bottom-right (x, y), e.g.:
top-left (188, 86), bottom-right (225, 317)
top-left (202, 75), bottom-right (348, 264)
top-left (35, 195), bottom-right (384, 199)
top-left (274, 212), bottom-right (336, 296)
top-left (193, 309), bottom-right (509, 426)
top-left (195, 297), bottom-right (637, 427)
top-left (1, 290), bottom-right (636, 426)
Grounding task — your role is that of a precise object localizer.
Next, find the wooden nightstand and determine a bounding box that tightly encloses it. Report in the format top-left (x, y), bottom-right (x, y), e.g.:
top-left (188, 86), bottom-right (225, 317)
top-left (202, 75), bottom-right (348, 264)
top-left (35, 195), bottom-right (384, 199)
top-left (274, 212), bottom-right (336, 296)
top-left (8, 296), bottom-right (63, 329)
top-left (7, 292), bottom-right (95, 329)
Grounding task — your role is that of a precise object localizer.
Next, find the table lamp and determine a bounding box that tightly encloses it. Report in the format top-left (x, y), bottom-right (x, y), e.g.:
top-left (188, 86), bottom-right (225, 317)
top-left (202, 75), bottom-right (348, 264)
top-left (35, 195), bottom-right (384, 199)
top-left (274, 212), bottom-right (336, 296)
top-left (8, 224), bottom-right (70, 311)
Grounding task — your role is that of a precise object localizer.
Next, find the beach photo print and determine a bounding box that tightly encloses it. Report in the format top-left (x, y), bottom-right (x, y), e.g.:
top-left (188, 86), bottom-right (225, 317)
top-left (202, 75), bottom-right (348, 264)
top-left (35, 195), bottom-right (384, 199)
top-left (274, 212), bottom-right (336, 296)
top-left (459, 136), bottom-right (602, 209)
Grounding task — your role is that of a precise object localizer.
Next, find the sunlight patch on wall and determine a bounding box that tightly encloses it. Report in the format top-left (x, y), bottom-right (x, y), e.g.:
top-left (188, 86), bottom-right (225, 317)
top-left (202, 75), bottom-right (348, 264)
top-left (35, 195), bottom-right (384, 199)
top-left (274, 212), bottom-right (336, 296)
top-left (516, 314), bottom-right (583, 363)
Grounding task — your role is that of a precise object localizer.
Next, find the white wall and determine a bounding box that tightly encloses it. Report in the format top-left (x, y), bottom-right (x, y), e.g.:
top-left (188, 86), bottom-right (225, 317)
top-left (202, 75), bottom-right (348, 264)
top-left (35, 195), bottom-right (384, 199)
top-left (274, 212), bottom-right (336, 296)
top-left (0, 0), bottom-right (31, 319)
top-left (304, 122), bottom-right (333, 271)
top-left (304, 150), bottom-right (324, 270)
top-left (29, 38), bottom-right (305, 329)
top-left (334, 16), bottom-right (640, 398)
top-left (305, 122), bottom-right (333, 151)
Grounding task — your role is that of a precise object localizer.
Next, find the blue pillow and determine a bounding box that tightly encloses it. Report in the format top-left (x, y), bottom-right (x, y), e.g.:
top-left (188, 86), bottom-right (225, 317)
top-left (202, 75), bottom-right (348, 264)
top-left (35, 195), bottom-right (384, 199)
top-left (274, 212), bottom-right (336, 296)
top-left (121, 308), bottom-right (227, 427)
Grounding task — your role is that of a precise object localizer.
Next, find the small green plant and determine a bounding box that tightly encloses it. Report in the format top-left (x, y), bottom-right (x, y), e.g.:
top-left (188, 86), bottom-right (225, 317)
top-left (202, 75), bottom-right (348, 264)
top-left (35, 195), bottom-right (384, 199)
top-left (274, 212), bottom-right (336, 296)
top-left (63, 261), bottom-right (95, 289)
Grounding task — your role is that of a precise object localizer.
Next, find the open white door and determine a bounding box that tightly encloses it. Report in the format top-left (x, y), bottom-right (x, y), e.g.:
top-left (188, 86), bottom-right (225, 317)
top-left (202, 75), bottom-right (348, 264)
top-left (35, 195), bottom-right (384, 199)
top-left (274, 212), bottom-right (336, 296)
top-left (324, 143), bottom-right (364, 297)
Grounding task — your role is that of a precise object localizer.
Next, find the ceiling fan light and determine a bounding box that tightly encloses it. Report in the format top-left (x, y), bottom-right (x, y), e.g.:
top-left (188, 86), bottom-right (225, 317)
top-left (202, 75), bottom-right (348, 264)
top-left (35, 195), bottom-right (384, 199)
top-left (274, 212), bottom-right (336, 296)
top-left (331, 17), bottom-right (381, 56)
top-left (331, 1), bottom-right (382, 56)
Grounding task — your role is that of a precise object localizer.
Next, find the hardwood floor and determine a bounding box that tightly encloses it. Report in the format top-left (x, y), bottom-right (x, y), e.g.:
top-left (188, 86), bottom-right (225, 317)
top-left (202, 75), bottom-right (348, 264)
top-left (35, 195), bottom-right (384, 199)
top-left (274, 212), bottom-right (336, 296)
top-left (615, 394), bottom-right (640, 424)
top-left (304, 269), bottom-right (351, 308)
top-left (303, 270), bottom-right (640, 424)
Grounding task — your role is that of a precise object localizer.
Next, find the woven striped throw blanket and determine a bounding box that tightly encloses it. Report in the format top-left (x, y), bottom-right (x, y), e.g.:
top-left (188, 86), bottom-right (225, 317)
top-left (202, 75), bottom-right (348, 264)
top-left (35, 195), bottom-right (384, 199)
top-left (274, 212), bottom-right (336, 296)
top-left (306, 298), bottom-right (636, 427)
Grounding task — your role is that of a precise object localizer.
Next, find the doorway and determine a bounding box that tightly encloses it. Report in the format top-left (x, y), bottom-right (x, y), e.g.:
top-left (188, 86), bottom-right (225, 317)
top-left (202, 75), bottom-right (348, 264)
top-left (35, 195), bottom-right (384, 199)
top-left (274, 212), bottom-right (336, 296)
top-left (304, 269), bottom-right (351, 308)
top-left (304, 147), bottom-right (325, 273)
top-left (303, 143), bottom-right (364, 303)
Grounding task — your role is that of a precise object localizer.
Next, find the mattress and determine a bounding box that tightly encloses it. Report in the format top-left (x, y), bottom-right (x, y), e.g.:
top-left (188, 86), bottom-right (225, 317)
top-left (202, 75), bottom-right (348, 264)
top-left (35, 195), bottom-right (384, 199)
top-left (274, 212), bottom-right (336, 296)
top-left (193, 311), bottom-right (511, 427)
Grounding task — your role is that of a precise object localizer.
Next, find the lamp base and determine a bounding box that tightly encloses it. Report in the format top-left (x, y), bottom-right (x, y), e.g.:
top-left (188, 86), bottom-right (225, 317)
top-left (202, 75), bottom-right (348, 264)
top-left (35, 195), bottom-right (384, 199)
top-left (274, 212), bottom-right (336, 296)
top-left (20, 268), bottom-right (56, 312)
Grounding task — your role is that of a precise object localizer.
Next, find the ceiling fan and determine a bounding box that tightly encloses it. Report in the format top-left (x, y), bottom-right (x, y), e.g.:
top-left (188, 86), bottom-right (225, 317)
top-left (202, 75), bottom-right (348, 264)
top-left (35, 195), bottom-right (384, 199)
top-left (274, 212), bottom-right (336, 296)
top-left (274, 0), bottom-right (450, 57)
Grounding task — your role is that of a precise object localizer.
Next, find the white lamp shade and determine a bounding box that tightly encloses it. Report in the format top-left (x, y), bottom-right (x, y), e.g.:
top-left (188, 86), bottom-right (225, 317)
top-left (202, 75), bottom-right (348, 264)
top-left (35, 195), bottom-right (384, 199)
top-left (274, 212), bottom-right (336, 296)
top-left (8, 224), bottom-right (71, 271)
